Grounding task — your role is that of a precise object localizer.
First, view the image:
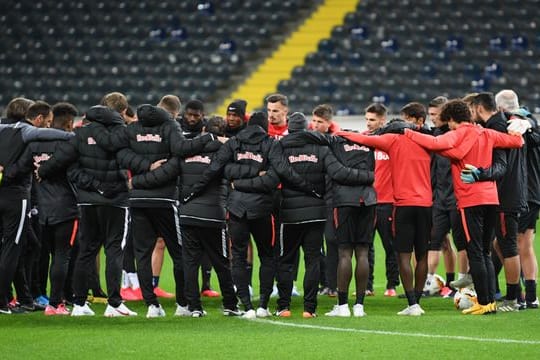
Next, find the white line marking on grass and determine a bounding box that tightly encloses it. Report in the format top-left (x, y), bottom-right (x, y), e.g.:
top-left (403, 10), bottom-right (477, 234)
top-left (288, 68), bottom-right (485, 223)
top-left (254, 319), bottom-right (540, 345)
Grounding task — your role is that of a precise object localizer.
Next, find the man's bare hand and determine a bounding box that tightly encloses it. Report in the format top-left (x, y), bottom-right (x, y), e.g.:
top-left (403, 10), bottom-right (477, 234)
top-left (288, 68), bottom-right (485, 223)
top-left (150, 159), bottom-right (167, 171)
top-left (258, 171), bottom-right (266, 176)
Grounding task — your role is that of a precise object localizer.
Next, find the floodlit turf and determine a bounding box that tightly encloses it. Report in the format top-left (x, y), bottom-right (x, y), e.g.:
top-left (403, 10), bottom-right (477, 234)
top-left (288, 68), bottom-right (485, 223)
top-left (1, 236), bottom-right (540, 359)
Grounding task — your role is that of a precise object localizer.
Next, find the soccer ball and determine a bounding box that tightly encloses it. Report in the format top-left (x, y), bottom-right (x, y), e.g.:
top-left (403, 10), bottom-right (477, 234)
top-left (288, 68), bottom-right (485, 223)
top-left (453, 287), bottom-right (478, 310)
top-left (424, 274), bottom-right (446, 295)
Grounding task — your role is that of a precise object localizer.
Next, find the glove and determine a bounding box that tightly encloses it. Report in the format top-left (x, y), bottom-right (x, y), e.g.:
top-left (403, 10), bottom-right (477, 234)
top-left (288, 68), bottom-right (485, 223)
top-left (460, 164), bottom-right (483, 184)
top-left (507, 118), bottom-right (532, 134)
top-left (182, 192), bottom-right (195, 203)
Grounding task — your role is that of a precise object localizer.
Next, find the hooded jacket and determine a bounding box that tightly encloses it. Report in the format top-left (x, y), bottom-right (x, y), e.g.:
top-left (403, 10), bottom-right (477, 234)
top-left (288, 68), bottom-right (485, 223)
top-left (37, 106), bottom-right (129, 207)
top-left (187, 125), bottom-right (278, 219)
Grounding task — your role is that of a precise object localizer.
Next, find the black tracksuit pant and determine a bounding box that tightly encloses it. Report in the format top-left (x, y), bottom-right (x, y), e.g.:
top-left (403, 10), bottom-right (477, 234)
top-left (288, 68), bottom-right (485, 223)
top-left (131, 205), bottom-right (186, 307)
top-left (0, 196), bottom-right (30, 308)
top-left (229, 213), bottom-right (275, 311)
top-left (376, 203), bottom-right (400, 289)
top-left (461, 205), bottom-right (497, 305)
top-left (182, 225), bottom-right (237, 311)
top-left (73, 205), bottom-right (128, 307)
top-left (42, 219), bottom-right (77, 307)
top-left (277, 221), bottom-right (325, 314)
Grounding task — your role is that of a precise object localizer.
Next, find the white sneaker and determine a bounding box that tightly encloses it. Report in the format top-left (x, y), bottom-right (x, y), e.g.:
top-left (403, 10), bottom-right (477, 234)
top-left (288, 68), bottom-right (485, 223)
top-left (256, 307), bottom-right (272, 318)
top-left (104, 303), bottom-right (137, 317)
top-left (291, 285), bottom-right (300, 296)
top-left (71, 303), bottom-right (95, 316)
top-left (242, 309), bottom-right (256, 319)
top-left (352, 304), bottom-right (366, 317)
top-left (397, 304), bottom-right (424, 316)
top-left (174, 304), bottom-right (191, 317)
top-left (325, 304), bottom-right (351, 317)
top-left (146, 304), bottom-right (166, 318)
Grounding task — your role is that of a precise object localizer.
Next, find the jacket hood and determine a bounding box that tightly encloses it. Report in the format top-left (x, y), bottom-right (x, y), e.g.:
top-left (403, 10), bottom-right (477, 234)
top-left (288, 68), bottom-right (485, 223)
top-left (137, 104), bottom-right (172, 127)
top-left (236, 124), bottom-right (269, 144)
top-left (85, 106), bottom-right (124, 126)
top-left (280, 130), bottom-right (330, 148)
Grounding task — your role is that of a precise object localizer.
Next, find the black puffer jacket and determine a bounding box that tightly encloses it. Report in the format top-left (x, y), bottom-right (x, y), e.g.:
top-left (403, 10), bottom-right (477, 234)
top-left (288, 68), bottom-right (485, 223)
top-left (521, 112), bottom-right (540, 205)
top-left (482, 112), bottom-right (528, 213)
top-left (115, 105), bottom-right (181, 207)
top-left (1, 121), bottom-right (72, 200)
top-left (328, 135), bottom-right (376, 208)
top-left (272, 131), bottom-right (374, 223)
top-left (38, 106), bottom-right (129, 207)
top-left (187, 125), bottom-right (279, 219)
top-left (179, 138), bottom-right (226, 227)
top-left (431, 125), bottom-right (457, 210)
top-left (8, 138), bottom-right (78, 225)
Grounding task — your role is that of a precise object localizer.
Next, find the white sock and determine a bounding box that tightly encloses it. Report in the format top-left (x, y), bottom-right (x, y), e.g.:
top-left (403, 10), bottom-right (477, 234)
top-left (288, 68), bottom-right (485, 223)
top-left (128, 272), bottom-right (140, 289)
top-left (121, 270), bottom-right (130, 289)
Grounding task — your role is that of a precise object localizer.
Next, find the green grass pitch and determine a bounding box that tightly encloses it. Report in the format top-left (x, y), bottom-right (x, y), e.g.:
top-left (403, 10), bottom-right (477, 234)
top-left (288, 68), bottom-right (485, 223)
top-left (1, 233), bottom-right (539, 359)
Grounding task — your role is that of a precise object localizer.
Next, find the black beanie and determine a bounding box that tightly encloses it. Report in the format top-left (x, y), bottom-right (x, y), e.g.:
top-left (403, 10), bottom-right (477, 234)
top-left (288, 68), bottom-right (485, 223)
top-left (288, 112), bottom-right (307, 133)
top-left (227, 99), bottom-right (247, 118)
top-left (248, 111), bottom-right (268, 133)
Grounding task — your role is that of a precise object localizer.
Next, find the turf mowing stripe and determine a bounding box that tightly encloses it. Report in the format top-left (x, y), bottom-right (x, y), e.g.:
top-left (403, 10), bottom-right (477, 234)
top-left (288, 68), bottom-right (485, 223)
top-left (254, 319), bottom-right (540, 345)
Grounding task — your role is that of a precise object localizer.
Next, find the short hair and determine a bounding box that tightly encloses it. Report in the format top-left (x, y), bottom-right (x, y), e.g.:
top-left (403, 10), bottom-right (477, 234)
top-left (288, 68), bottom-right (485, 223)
top-left (462, 92), bottom-right (479, 105)
top-left (26, 101), bottom-right (51, 121)
top-left (494, 90), bottom-right (519, 112)
top-left (184, 99), bottom-right (204, 112)
top-left (471, 92), bottom-right (497, 112)
top-left (312, 104), bottom-right (333, 121)
top-left (158, 94), bottom-right (181, 116)
top-left (265, 93), bottom-right (288, 107)
top-left (125, 106), bottom-right (135, 118)
top-left (6, 97), bottom-right (34, 121)
top-left (428, 96), bottom-right (448, 108)
top-left (440, 99), bottom-right (471, 123)
top-left (206, 115), bottom-right (226, 136)
top-left (52, 102), bottom-right (78, 129)
top-left (100, 92), bottom-right (128, 113)
top-left (400, 102), bottom-right (427, 121)
top-left (364, 103), bottom-right (387, 116)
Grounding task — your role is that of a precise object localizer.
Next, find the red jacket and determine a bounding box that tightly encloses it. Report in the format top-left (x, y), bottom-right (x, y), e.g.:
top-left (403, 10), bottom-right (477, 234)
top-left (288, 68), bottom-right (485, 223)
top-left (403, 123), bottom-right (524, 209)
top-left (337, 132), bottom-right (432, 207)
top-left (268, 123), bottom-right (288, 139)
top-left (360, 130), bottom-right (393, 204)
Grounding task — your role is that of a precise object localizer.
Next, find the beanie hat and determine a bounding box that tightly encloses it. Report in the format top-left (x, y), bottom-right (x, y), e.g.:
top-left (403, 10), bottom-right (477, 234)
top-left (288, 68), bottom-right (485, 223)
top-left (227, 99), bottom-right (247, 118)
top-left (288, 112), bottom-right (307, 133)
top-left (247, 111), bottom-right (268, 133)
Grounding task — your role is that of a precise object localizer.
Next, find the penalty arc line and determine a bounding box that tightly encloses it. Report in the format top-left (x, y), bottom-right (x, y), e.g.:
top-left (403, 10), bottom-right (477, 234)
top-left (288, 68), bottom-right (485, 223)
top-left (252, 319), bottom-right (540, 345)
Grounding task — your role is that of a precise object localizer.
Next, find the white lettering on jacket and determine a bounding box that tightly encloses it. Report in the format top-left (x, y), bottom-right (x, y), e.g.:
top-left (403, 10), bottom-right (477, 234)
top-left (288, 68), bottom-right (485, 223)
top-left (343, 144), bottom-right (370, 152)
top-left (185, 155), bottom-right (211, 164)
top-left (87, 137), bottom-right (96, 145)
top-left (136, 134), bottom-right (162, 142)
top-left (237, 151), bottom-right (263, 163)
top-left (375, 150), bottom-right (389, 160)
top-left (288, 154), bottom-right (318, 163)
top-left (33, 153), bottom-right (50, 164)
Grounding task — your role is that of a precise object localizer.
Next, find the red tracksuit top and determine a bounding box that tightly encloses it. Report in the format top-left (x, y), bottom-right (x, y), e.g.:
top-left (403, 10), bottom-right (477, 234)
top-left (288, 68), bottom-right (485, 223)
top-left (360, 130), bottom-right (393, 204)
top-left (338, 132), bottom-right (432, 207)
top-left (268, 123), bottom-right (289, 139)
top-left (403, 123), bottom-right (524, 209)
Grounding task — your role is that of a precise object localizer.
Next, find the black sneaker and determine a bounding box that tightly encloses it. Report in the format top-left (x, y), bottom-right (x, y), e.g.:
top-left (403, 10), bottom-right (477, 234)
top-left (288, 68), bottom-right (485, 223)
top-left (223, 308), bottom-right (244, 316)
top-left (526, 298), bottom-right (539, 309)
